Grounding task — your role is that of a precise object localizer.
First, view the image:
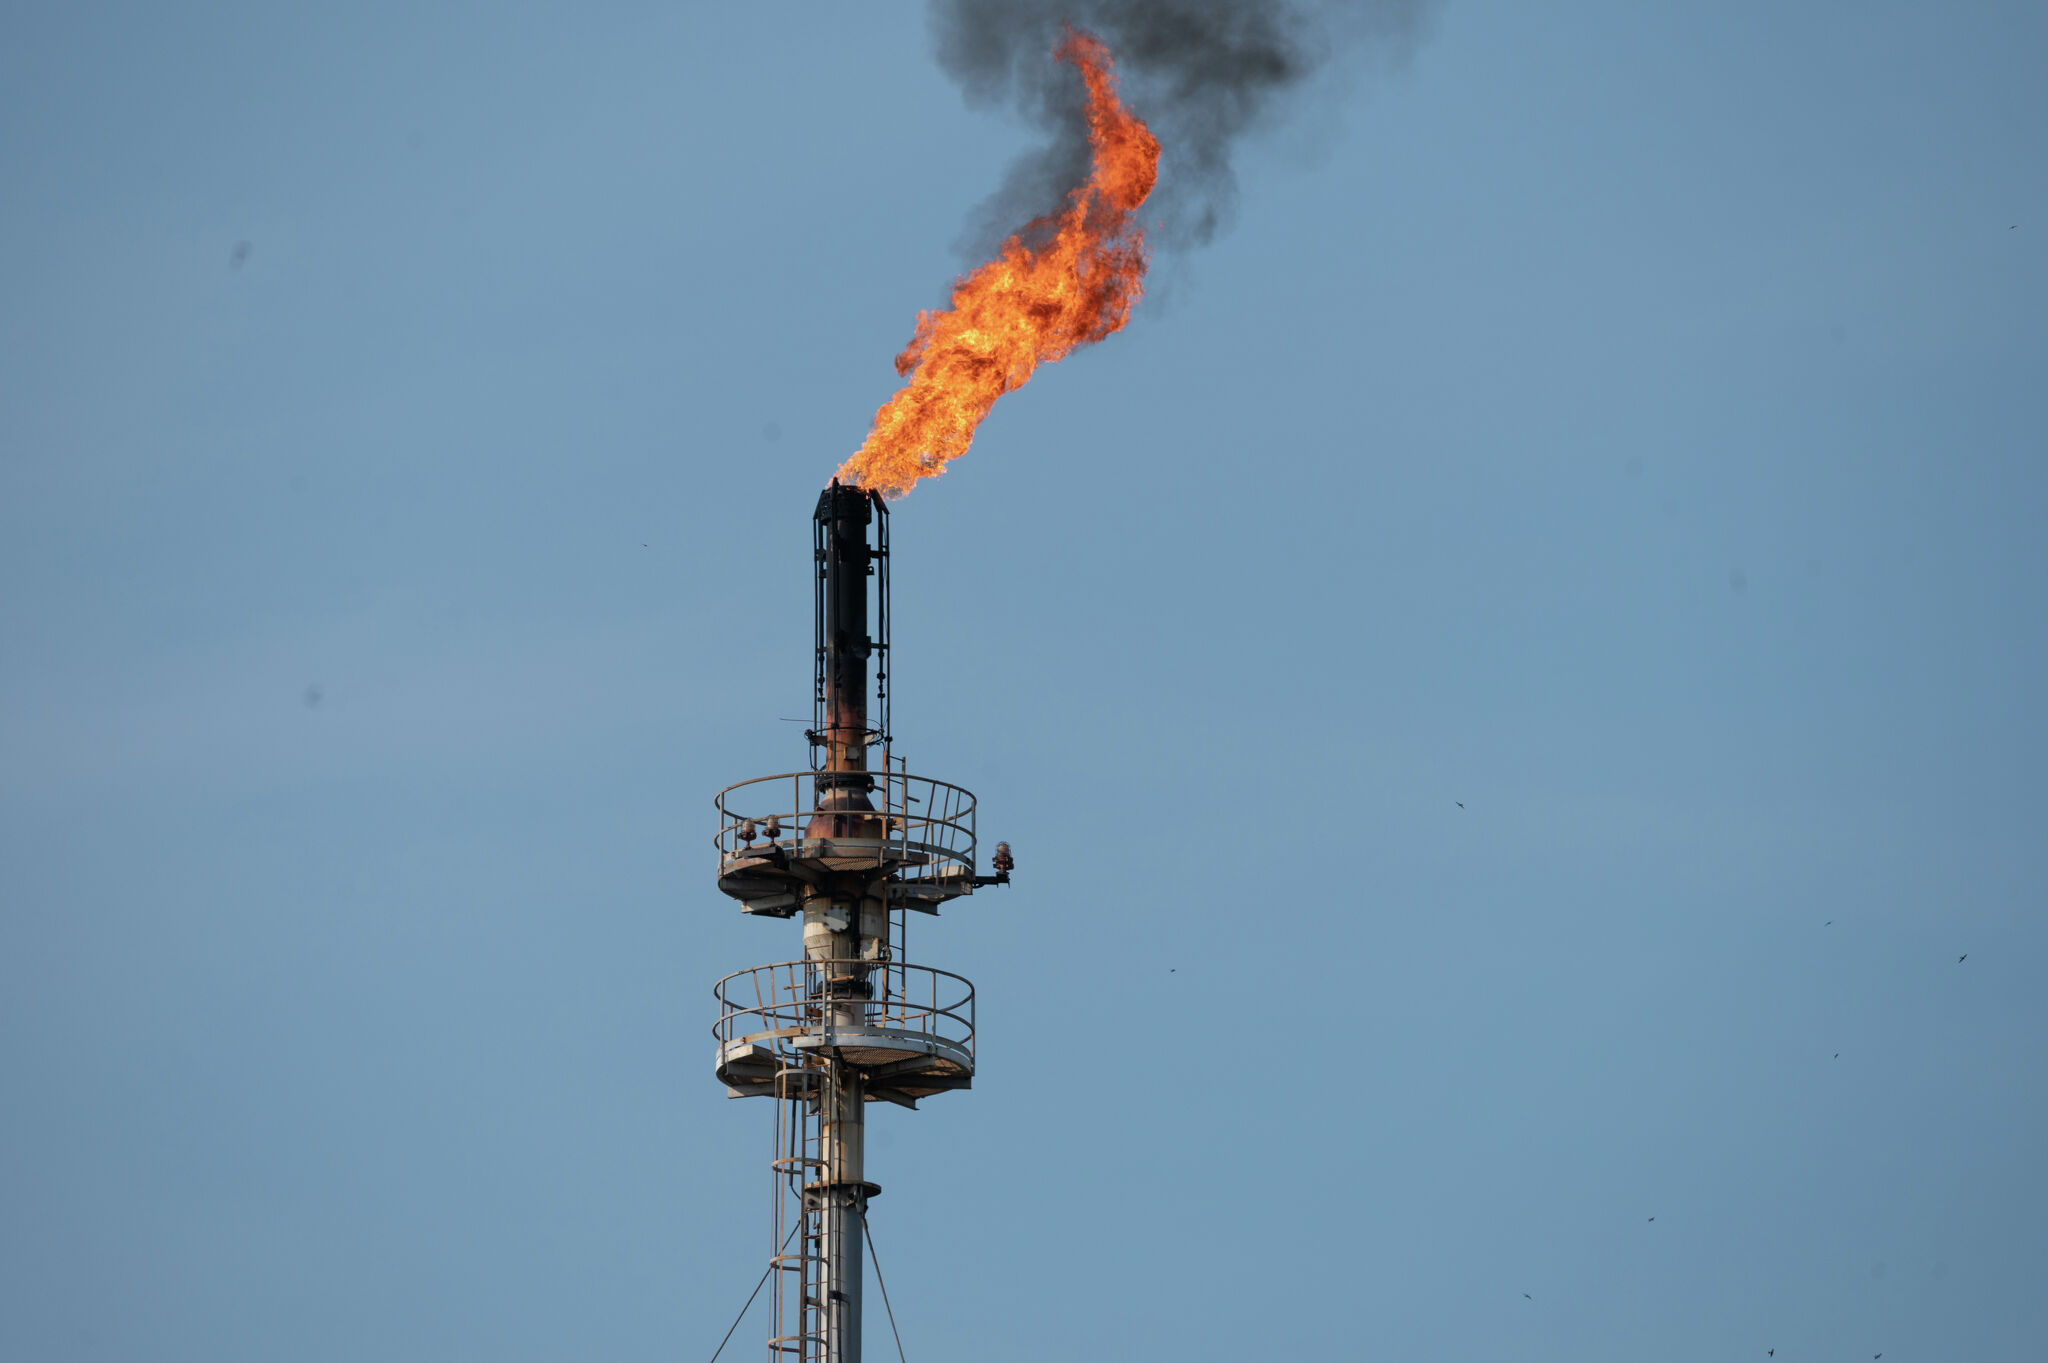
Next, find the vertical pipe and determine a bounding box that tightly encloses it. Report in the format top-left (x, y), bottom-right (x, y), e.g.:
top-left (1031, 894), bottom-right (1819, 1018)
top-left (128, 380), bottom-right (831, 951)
top-left (816, 1068), bottom-right (866, 1363)
top-left (802, 484), bottom-right (881, 1363)
top-left (806, 483), bottom-right (883, 966)
top-left (815, 482), bottom-right (874, 783)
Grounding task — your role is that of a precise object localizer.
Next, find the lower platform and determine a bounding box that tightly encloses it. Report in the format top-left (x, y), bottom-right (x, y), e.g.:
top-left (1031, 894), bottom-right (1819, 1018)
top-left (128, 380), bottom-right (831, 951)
top-left (713, 959), bottom-right (975, 1106)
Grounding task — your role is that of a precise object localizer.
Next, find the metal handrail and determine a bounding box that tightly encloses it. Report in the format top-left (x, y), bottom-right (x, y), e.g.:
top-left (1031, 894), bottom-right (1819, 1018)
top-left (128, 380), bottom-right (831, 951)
top-left (712, 770), bottom-right (977, 883)
top-left (713, 958), bottom-right (975, 1061)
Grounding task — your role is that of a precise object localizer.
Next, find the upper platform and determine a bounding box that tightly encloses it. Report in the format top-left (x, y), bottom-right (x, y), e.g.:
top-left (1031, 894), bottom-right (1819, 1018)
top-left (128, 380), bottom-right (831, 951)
top-left (714, 768), bottom-right (982, 915)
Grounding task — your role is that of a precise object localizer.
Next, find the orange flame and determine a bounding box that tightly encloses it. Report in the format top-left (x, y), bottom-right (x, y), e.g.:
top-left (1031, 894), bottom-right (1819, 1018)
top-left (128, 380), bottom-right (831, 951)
top-left (837, 30), bottom-right (1160, 499)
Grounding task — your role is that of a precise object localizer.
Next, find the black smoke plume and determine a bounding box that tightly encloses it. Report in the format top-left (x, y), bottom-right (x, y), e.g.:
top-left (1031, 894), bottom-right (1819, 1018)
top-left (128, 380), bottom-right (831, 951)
top-left (929, 0), bottom-right (1433, 256)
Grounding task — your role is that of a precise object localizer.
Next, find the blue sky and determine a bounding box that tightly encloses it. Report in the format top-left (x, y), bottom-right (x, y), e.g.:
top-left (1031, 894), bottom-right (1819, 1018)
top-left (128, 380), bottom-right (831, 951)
top-left (2, 3), bottom-right (2044, 1360)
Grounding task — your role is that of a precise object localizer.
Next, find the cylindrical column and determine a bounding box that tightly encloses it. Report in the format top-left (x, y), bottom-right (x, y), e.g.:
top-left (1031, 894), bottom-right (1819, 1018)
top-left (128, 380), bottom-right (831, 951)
top-left (807, 483), bottom-right (883, 974)
top-left (801, 485), bottom-right (883, 1363)
top-left (815, 482), bottom-right (875, 781)
top-left (815, 1066), bottom-right (866, 1363)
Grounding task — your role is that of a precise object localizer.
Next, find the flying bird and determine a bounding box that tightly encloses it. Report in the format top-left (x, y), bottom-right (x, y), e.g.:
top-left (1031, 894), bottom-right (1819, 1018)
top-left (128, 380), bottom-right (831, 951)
top-left (1768, 1352), bottom-right (1773, 1358)
top-left (1523, 1293), bottom-right (1531, 1300)
top-left (1826, 920), bottom-right (1832, 926)
top-left (1834, 1053), bottom-right (1840, 1059)
top-left (1959, 954), bottom-right (1967, 963)
top-left (1647, 1217), bottom-right (1654, 1222)
top-left (1456, 802), bottom-right (1464, 808)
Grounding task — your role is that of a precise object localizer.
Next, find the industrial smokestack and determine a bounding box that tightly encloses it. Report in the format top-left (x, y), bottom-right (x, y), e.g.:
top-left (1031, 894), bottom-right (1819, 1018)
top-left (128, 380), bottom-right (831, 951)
top-left (809, 482), bottom-right (883, 846)
top-left (711, 487), bottom-right (1005, 1363)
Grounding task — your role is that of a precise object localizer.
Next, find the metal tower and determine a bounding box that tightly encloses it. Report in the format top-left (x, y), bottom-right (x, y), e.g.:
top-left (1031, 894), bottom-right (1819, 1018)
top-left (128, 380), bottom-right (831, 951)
top-left (711, 483), bottom-right (1010, 1363)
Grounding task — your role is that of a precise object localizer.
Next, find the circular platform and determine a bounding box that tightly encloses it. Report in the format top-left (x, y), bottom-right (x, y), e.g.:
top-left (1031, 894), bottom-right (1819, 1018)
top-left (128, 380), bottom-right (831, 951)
top-left (713, 959), bottom-right (975, 1105)
top-left (713, 771), bottom-right (982, 914)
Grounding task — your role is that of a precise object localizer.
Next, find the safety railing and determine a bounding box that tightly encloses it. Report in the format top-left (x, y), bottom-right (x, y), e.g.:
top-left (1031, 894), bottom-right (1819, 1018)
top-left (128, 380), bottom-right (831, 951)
top-left (713, 770), bottom-right (977, 886)
top-left (713, 958), bottom-right (975, 1063)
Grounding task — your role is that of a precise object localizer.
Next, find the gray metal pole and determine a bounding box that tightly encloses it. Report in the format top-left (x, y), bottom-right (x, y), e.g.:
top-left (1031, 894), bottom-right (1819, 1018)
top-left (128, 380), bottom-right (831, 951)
top-left (818, 1065), bottom-right (865, 1363)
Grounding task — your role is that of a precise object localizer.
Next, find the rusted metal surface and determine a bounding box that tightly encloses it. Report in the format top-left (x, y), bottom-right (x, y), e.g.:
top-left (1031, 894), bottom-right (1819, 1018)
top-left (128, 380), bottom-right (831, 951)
top-left (808, 483), bottom-right (881, 851)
